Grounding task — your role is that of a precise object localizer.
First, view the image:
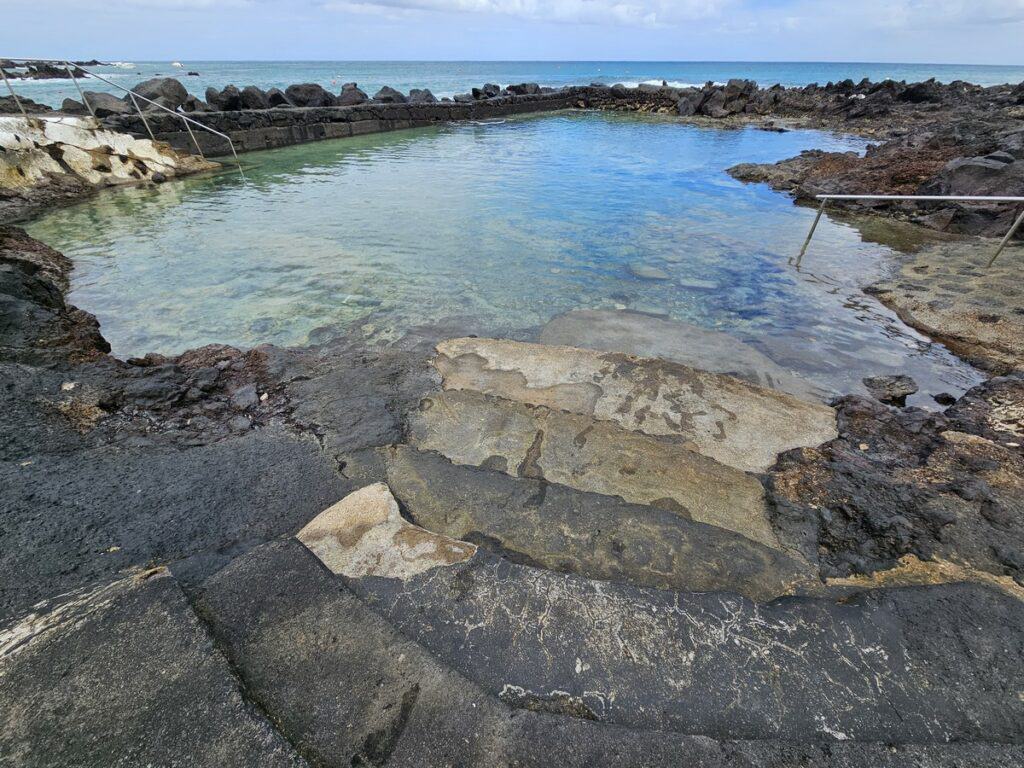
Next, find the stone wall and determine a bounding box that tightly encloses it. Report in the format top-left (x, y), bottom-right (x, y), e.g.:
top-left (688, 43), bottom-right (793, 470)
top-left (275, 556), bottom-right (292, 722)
top-left (102, 86), bottom-right (681, 157)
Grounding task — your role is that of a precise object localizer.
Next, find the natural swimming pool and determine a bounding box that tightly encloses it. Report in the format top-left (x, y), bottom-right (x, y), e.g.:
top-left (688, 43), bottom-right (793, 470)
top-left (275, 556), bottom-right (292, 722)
top-left (27, 111), bottom-right (983, 403)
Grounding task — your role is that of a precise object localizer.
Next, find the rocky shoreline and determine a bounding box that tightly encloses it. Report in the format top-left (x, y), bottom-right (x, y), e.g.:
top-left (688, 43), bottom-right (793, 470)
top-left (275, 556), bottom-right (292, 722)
top-left (2, 76), bottom-right (1024, 766)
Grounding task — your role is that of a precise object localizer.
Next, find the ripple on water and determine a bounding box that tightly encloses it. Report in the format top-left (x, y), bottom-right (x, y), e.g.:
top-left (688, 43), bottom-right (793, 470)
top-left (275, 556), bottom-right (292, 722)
top-left (26, 111), bottom-right (985, 405)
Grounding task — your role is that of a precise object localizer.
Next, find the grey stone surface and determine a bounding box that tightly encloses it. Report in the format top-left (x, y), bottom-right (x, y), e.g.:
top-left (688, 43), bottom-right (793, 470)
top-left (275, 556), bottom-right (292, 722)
top-left (540, 309), bottom-right (825, 402)
top-left (346, 545), bottom-right (1024, 744)
top-left (0, 570), bottom-right (305, 767)
top-left (201, 539), bottom-right (1024, 766)
top-left (385, 445), bottom-right (817, 600)
top-left (407, 389), bottom-right (778, 547)
top-left (433, 337), bottom-right (837, 473)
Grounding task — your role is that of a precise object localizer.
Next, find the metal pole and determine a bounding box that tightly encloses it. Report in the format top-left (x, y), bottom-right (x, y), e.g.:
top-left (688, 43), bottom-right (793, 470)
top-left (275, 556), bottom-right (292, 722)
top-left (64, 62), bottom-right (95, 118)
top-left (988, 206), bottom-right (1024, 267)
top-left (797, 199), bottom-right (827, 265)
top-left (0, 66), bottom-right (26, 116)
top-left (181, 118), bottom-right (205, 159)
top-left (128, 91), bottom-right (156, 141)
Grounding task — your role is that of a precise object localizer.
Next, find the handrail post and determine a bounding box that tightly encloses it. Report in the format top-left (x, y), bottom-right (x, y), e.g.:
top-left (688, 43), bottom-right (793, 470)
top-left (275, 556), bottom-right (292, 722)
top-left (988, 206), bottom-right (1024, 267)
top-left (0, 65), bottom-right (26, 116)
top-left (64, 61), bottom-right (95, 118)
top-left (796, 198), bottom-right (827, 266)
top-left (128, 91), bottom-right (156, 141)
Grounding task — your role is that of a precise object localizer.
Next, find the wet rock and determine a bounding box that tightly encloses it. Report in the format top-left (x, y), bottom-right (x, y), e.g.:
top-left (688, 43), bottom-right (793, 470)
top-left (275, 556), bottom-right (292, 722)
top-left (0, 570), bottom-right (304, 766)
top-left (130, 77), bottom-right (189, 111)
top-left (766, 380), bottom-right (1024, 580)
top-left (372, 86), bottom-right (407, 104)
top-left (385, 445), bottom-right (817, 600)
top-left (284, 83), bottom-right (335, 108)
top-left (407, 389), bottom-right (777, 547)
top-left (433, 338), bottom-right (837, 473)
top-left (540, 310), bottom-right (824, 402)
top-left (863, 374), bottom-right (919, 406)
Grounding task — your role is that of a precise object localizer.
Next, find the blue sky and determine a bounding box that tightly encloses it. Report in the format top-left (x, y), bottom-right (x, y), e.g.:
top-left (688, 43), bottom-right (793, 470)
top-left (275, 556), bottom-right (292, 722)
top-left (3, 0), bottom-right (1023, 63)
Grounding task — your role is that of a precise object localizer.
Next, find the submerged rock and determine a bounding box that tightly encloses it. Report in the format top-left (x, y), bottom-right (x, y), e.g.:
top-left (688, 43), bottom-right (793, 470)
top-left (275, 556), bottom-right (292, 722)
top-left (540, 309), bottom-right (825, 402)
top-left (433, 337), bottom-right (837, 473)
top-left (627, 262), bottom-right (670, 280)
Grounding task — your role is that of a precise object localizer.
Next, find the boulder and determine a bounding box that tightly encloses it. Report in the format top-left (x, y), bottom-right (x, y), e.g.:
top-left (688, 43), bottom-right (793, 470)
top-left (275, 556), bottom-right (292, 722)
top-left (206, 84), bottom-right (241, 111)
top-left (408, 88), bottom-right (437, 104)
top-left (863, 374), bottom-right (919, 406)
top-left (507, 82), bottom-right (541, 95)
top-left (80, 91), bottom-right (131, 117)
top-left (181, 95), bottom-right (213, 113)
top-left (265, 88), bottom-right (293, 107)
top-left (59, 97), bottom-right (87, 114)
top-left (899, 78), bottom-right (942, 104)
top-left (372, 85), bottom-right (407, 104)
top-left (239, 85), bottom-right (269, 110)
top-left (471, 83), bottom-right (501, 99)
top-left (922, 155), bottom-right (1024, 197)
top-left (129, 77), bottom-right (188, 111)
top-left (284, 83), bottom-right (335, 108)
top-left (335, 83), bottom-right (368, 106)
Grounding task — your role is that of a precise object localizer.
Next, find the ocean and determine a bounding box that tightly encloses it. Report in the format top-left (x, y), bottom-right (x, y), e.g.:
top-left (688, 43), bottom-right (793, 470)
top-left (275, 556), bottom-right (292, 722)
top-left (10, 60), bottom-right (1024, 108)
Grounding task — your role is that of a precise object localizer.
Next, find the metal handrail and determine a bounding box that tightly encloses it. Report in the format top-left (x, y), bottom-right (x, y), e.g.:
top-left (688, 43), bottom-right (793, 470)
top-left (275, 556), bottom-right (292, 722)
top-left (1, 57), bottom-right (245, 180)
top-left (798, 194), bottom-right (1024, 267)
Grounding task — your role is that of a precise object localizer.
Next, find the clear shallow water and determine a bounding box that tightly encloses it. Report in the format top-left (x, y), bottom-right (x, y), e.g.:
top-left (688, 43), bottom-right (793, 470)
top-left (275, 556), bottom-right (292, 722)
top-left (27, 111), bottom-right (983, 402)
top-left (14, 60), bottom-right (1024, 108)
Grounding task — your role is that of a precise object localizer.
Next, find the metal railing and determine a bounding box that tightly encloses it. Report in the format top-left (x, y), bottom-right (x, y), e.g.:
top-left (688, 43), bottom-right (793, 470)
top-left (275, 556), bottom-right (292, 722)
top-left (1, 57), bottom-right (244, 179)
top-left (799, 194), bottom-right (1024, 267)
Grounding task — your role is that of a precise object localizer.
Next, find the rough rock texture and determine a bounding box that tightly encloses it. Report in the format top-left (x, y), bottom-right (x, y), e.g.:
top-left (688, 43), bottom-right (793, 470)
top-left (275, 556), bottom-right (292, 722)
top-left (866, 240), bottom-right (1024, 374)
top-left (196, 538), bottom-right (1024, 767)
top-left (434, 337), bottom-right (836, 473)
top-left (0, 570), bottom-right (305, 766)
top-left (302, 495), bottom-right (1024, 743)
top-left (383, 445), bottom-right (817, 601)
top-left (864, 374), bottom-right (919, 406)
top-left (408, 388), bottom-right (778, 547)
top-left (0, 116), bottom-right (215, 223)
top-left (540, 309), bottom-right (825, 402)
top-left (766, 379), bottom-right (1024, 582)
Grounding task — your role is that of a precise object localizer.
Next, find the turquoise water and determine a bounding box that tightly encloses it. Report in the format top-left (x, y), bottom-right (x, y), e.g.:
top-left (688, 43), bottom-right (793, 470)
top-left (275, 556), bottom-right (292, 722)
top-left (27, 111), bottom-right (983, 401)
top-left (14, 60), bottom-right (1024, 108)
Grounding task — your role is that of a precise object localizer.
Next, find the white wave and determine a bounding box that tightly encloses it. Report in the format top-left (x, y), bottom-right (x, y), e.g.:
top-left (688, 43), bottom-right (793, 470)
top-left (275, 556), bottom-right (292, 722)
top-left (110, 62), bottom-right (135, 68)
top-left (618, 79), bottom-right (723, 89)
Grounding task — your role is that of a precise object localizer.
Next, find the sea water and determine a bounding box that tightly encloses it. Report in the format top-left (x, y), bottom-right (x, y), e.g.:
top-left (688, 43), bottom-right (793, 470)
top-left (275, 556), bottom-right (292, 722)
top-left (26, 111), bottom-right (984, 403)
top-left (13, 59), bottom-right (1024, 108)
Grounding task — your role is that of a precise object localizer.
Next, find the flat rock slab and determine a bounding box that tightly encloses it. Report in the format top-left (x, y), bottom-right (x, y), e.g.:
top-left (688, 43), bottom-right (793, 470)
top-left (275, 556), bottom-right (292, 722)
top-left (0, 570), bottom-right (304, 767)
top-left (336, 541), bottom-right (1024, 744)
top-left (435, 337), bottom-right (837, 473)
top-left (199, 539), bottom-right (1019, 766)
top-left (296, 482), bottom-right (477, 579)
top-left (385, 446), bottom-right (816, 601)
top-left (407, 389), bottom-right (778, 548)
top-left (540, 309), bottom-right (825, 402)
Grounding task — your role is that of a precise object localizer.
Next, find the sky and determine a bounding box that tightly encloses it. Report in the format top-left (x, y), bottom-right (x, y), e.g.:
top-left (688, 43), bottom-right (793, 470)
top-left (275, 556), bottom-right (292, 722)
top-left (2, 0), bottom-right (1023, 63)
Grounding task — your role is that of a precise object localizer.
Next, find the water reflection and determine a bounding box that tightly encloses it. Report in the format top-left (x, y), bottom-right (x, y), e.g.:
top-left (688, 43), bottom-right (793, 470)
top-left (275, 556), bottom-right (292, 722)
top-left (27, 111), bottom-right (983, 405)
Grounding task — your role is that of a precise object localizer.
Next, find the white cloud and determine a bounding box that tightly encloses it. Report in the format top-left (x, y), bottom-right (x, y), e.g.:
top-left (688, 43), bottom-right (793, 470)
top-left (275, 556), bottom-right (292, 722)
top-left (322, 0), bottom-right (733, 27)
